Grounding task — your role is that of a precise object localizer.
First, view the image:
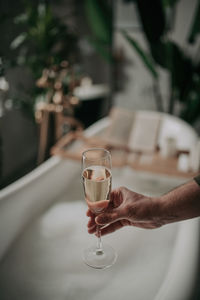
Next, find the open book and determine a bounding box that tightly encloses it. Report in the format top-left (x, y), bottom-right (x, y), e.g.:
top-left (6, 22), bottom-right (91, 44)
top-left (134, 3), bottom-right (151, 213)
top-left (103, 108), bottom-right (161, 153)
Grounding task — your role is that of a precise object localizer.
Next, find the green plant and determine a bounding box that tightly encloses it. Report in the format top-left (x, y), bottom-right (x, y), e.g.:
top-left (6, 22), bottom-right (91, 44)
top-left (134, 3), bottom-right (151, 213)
top-left (84, 0), bottom-right (113, 64)
top-left (7, 1), bottom-right (79, 118)
top-left (122, 0), bottom-right (200, 125)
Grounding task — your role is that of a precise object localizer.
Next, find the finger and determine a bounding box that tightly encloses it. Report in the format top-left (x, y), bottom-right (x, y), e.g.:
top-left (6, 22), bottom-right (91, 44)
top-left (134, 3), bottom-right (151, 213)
top-left (86, 209), bottom-right (94, 217)
top-left (87, 215), bottom-right (96, 228)
top-left (95, 209), bottom-right (125, 225)
top-left (88, 224), bottom-right (97, 234)
top-left (87, 211), bottom-right (97, 227)
top-left (109, 188), bottom-right (123, 208)
top-left (97, 221), bottom-right (124, 236)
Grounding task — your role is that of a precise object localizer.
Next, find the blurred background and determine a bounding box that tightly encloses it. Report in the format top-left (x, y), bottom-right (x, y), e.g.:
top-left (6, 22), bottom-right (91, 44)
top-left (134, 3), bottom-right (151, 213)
top-left (0, 0), bottom-right (200, 189)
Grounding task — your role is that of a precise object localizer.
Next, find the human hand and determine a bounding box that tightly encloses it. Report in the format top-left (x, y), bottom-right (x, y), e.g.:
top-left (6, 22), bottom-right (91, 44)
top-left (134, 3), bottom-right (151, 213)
top-left (87, 187), bottom-right (163, 236)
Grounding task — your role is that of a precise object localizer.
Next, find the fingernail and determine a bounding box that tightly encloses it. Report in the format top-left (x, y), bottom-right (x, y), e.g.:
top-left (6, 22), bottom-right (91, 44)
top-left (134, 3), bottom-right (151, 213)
top-left (95, 216), bottom-right (101, 224)
top-left (95, 216), bottom-right (105, 225)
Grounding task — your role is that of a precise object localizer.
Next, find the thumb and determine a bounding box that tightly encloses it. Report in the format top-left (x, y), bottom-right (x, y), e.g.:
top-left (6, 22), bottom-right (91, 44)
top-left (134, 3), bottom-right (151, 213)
top-left (95, 209), bottom-right (123, 225)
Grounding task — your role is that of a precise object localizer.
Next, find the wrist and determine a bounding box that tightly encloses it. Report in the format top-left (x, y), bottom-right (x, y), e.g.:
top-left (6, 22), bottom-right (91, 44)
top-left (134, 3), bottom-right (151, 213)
top-left (136, 195), bottom-right (166, 227)
top-left (152, 194), bottom-right (180, 226)
top-left (151, 196), bottom-right (169, 226)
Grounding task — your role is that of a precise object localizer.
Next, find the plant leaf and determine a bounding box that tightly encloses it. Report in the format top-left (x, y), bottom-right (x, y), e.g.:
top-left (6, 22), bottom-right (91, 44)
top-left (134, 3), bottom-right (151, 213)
top-left (150, 41), bottom-right (168, 69)
top-left (150, 40), bottom-right (194, 102)
top-left (10, 33), bottom-right (27, 49)
top-left (84, 0), bottom-right (112, 44)
top-left (122, 30), bottom-right (158, 79)
top-left (161, 0), bottom-right (180, 7)
top-left (168, 42), bottom-right (193, 100)
top-left (180, 93), bottom-right (200, 123)
top-left (135, 0), bottom-right (166, 43)
top-left (88, 37), bottom-right (113, 64)
top-left (14, 13), bottom-right (28, 24)
top-left (188, 0), bottom-right (200, 43)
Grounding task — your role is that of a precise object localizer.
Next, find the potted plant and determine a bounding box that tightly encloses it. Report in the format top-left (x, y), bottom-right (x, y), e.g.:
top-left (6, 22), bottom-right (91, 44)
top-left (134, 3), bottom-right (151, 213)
top-left (7, 0), bottom-right (79, 119)
top-left (121, 0), bottom-right (200, 125)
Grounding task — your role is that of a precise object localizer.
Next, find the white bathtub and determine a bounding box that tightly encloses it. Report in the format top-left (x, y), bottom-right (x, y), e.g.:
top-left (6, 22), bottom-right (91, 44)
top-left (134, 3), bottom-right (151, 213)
top-left (0, 113), bottom-right (199, 300)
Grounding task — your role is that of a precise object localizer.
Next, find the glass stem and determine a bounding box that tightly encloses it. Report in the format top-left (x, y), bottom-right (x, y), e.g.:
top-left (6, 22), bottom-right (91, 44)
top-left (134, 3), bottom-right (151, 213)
top-left (96, 225), bottom-right (103, 254)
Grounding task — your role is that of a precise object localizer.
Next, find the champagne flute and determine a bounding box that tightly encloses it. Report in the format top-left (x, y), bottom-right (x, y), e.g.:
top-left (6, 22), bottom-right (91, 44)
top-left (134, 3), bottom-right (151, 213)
top-left (82, 148), bottom-right (117, 269)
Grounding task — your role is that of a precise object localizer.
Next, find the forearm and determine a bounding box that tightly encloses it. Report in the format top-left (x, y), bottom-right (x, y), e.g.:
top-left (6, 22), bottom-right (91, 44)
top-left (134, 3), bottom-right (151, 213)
top-left (88, 181), bottom-right (200, 234)
top-left (154, 180), bottom-right (200, 225)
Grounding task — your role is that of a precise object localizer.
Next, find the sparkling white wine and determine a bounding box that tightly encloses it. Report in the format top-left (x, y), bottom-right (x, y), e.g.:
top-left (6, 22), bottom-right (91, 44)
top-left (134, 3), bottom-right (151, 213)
top-left (82, 166), bottom-right (112, 213)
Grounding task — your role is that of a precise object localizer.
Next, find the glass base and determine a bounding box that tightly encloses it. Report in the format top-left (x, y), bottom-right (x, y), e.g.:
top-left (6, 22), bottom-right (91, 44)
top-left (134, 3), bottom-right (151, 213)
top-left (82, 243), bottom-right (117, 269)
